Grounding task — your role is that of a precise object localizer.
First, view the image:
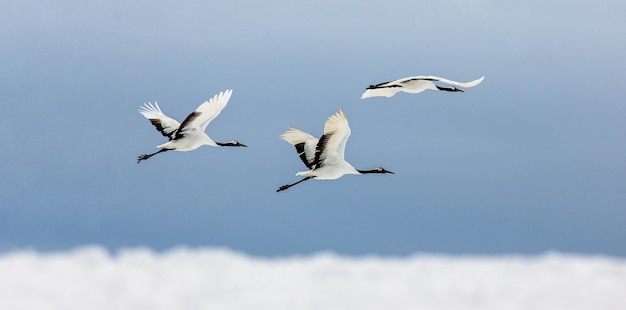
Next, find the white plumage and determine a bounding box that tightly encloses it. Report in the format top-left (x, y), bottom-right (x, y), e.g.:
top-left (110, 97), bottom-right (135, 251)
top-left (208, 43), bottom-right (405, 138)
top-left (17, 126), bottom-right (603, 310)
top-left (137, 89), bottom-right (246, 163)
top-left (361, 75), bottom-right (485, 99)
top-left (277, 109), bottom-right (393, 192)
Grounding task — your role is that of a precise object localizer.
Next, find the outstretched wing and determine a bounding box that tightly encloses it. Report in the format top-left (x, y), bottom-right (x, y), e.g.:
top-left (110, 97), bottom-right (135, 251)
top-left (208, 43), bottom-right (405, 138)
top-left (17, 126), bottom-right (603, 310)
top-left (280, 127), bottom-right (318, 170)
top-left (314, 109), bottom-right (350, 169)
top-left (138, 102), bottom-right (181, 140)
top-left (175, 89), bottom-right (233, 139)
top-left (402, 75), bottom-right (485, 88)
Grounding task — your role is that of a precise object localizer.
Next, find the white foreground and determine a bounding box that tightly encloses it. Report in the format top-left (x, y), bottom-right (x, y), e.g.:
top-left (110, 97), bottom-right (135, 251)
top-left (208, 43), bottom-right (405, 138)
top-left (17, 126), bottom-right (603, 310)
top-left (1, 246), bottom-right (624, 310)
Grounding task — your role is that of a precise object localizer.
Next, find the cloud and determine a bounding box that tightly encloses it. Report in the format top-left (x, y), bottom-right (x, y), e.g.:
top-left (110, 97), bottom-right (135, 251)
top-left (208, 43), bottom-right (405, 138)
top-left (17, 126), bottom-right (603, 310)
top-left (0, 246), bottom-right (624, 310)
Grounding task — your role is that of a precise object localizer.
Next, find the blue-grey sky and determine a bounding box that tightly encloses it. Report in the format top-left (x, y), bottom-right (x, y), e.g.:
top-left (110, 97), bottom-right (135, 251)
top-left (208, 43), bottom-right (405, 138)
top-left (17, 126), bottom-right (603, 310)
top-left (1, 0), bottom-right (624, 256)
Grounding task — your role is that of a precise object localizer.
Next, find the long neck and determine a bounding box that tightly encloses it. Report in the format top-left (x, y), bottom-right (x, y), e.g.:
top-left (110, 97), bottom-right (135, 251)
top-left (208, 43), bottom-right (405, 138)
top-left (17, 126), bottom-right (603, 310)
top-left (436, 85), bottom-right (462, 92)
top-left (216, 140), bottom-right (246, 147)
top-left (356, 168), bottom-right (385, 174)
top-left (216, 141), bottom-right (238, 147)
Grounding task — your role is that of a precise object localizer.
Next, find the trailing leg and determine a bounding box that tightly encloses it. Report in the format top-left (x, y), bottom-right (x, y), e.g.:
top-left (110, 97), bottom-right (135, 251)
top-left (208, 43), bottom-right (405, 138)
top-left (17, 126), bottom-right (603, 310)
top-left (276, 177), bottom-right (312, 192)
top-left (137, 148), bottom-right (169, 163)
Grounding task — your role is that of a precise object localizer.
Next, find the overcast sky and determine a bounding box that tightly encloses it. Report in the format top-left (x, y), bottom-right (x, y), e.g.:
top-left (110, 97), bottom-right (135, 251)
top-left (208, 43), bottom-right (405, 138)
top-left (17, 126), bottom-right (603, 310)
top-left (1, 0), bottom-right (624, 257)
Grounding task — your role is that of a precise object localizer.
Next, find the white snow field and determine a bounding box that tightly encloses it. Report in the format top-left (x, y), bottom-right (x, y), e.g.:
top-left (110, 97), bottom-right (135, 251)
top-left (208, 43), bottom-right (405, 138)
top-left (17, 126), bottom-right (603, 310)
top-left (1, 246), bottom-right (624, 310)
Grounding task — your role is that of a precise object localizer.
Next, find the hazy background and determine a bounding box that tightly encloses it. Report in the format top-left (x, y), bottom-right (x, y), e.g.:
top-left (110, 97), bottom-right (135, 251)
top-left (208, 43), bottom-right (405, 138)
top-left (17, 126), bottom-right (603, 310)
top-left (1, 0), bottom-right (624, 257)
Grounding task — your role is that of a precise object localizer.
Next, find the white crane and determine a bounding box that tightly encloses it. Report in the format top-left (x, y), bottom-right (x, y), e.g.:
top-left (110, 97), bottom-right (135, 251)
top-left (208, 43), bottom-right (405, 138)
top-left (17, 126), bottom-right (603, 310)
top-left (137, 89), bottom-right (246, 163)
top-left (361, 75), bottom-right (484, 99)
top-left (277, 109), bottom-right (393, 192)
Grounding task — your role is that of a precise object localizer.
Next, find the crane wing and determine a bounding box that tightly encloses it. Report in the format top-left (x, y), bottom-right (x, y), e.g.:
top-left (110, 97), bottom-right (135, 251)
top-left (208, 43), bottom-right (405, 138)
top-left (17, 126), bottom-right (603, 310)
top-left (314, 109), bottom-right (350, 169)
top-left (280, 127), bottom-right (318, 170)
top-left (175, 89), bottom-right (233, 139)
top-left (401, 75), bottom-right (485, 88)
top-left (138, 102), bottom-right (181, 140)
